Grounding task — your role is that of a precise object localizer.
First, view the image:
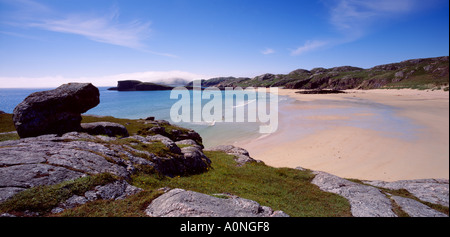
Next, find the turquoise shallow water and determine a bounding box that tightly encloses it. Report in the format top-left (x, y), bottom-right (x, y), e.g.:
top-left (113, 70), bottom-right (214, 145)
top-left (273, 96), bottom-right (422, 144)
top-left (0, 87), bottom-right (277, 147)
top-left (0, 87), bottom-right (419, 147)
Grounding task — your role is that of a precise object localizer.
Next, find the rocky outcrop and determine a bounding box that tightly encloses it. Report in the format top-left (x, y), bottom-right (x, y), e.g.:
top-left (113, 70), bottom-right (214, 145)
top-left (131, 134), bottom-right (211, 176)
top-left (364, 179), bottom-right (449, 207)
top-left (311, 171), bottom-right (448, 217)
top-left (295, 89), bottom-right (346, 94)
top-left (312, 171), bottom-right (397, 217)
top-left (109, 80), bottom-right (174, 91)
top-left (51, 180), bottom-right (142, 214)
top-left (12, 83), bottom-right (100, 138)
top-left (205, 145), bottom-right (260, 166)
top-left (194, 56), bottom-right (449, 90)
top-left (186, 77), bottom-right (251, 89)
top-left (137, 119), bottom-right (204, 148)
top-left (81, 122), bottom-right (129, 137)
top-left (0, 132), bottom-right (211, 205)
top-left (389, 195), bottom-right (447, 217)
top-left (145, 188), bottom-right (289, 217)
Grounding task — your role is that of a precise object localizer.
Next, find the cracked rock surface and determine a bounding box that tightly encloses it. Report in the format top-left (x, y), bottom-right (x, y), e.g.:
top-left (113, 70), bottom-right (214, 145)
top-left (311, 171), bottom-right (448, 217)
top-left (0, 132), bottom-right (210, 203)
top-left (145, 188), bottom-right (289, 217)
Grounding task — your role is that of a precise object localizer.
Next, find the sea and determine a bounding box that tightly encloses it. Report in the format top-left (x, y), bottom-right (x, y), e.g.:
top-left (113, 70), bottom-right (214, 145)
top-left (0, 87), bottom-right (419, 148)
top-left (0, 87), bottom-right (285, 147)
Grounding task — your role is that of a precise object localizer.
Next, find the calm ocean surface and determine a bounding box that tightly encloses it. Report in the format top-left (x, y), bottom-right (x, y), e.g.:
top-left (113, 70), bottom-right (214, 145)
top-left (0, 87), bottom-right (418, 147)
top-left (0, 87), bottom-right (281, 147)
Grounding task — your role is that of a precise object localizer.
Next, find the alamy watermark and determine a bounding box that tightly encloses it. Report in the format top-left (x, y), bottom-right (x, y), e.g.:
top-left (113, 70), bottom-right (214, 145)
top-left (170, 80), bottom-right (279, 134)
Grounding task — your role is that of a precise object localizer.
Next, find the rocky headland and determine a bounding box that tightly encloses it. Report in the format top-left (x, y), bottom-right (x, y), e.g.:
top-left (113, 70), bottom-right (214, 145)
top-left (187, 56), bottom-right (449, 90)
top-left (108, 80), bottom-right (174, 91)
top-left (0, 83), bottom-right (448, 217)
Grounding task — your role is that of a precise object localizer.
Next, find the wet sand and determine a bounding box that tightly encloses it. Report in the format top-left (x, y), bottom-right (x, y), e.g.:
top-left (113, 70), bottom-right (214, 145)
top-left (238, 89), bottom-right (449, 181)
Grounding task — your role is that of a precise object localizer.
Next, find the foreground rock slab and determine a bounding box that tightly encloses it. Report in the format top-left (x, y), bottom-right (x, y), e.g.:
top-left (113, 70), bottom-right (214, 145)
top-left (205, 145), bottom-right (260, 166)
top-left (0, 132), bottom-right (210, 203)
top-left (81, 122), bottom-right (129, 137)
top-left (13, 83), bottom-right (99, 138)
top-left (145, 188), bottom-right (289, 217)
top-left (51, 180), bottom-right (142, 214)
top-left (312, 171), bottom-right (397, 217)
top-left (390, 195), bottom-right (447, 217)
top-left (364, 179), bottom-right (449, 207)
top-left (311, 171), bottom-right (448, 217)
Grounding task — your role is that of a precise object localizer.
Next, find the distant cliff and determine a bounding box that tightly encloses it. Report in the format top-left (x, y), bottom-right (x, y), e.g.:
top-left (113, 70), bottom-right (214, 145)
top-left (189, 56), bottom-right (449, 90)
top-left (109, 80), bottom-right (174, 91)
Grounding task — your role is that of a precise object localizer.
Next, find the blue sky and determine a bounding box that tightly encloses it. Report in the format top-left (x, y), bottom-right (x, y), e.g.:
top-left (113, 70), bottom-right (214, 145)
top-left (0, 0), bottom-right (448, 88)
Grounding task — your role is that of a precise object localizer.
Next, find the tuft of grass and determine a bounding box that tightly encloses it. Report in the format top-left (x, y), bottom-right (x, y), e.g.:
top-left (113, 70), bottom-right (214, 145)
top-left (0, 113), bottom-right (16, 133)
top-left (0, 173), bottom-right (117, 215)
top-left (81, 115), bottom-right (145, 135)
top-left (82, 115), bottom-right (202, 145)
top-left (127, 139), bottom-right (177, 158)
top-left (366, 185), bottom-right (449, 216)
top-left (0, 132), bottom-right (19, 142)
top-left (56, 190), bottom-right (163, 217)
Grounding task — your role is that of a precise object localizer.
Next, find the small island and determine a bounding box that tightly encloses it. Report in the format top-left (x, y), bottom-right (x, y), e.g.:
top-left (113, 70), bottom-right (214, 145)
top-left (108, 80), bottom-right (174, 91)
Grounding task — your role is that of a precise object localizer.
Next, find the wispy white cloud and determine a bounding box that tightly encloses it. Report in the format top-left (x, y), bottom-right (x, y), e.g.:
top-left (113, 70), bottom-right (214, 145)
top-left (1, 0), bottom-right (175, 57)
top-left (329, 0), bottom-right (419, 36)
top-left (291, 40), bottom-right (329, 56)
top-left (291, 0), bottom-right (422, 56)
top-left (0, 30), bottom-right (47, 41)
top-left (0, 0), bottom-right (51, 13)
top-left (261, 48), bottom-right (275, 55)
top-left (28, 15), bottom-right (152, 50)
top-left (0, 71), bottom-right (208, 88)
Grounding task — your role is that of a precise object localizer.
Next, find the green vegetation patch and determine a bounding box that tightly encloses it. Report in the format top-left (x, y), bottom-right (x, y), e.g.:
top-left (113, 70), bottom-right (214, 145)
top-left (131, 151), bottom-right (352, 217)
top-left (2, 150), bottom-right (351, 217)
top-left (0, 173), bottom-right (117, 215)
top-left (81, 115), bottom-right (202, 145)
top-left (81, 115), bottom-right (145, 135)
top-left (0, 113), bottom-right (15, 133)
top-left (57, 190), bottom-right (163, 217)
top-left (0, 132), bottom-right (19, 142)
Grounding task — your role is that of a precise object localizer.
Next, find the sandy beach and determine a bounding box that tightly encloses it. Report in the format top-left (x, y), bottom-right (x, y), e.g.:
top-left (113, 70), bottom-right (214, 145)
top-left (238, 89), bottom-right (449, 182)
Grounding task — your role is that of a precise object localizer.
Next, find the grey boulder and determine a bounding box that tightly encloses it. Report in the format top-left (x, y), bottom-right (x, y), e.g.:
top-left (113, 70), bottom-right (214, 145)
top-left (364, 179), bottom-right (449, 207)
top-left (311, 171), bottom-right (397, 217)
top-left (81, 122), bottom-right (129, 137)
top-left (311, 171), bottom-right (448, 217)
top-left (205, 145), bottom-right (258, 166)
top-left (145, 188), bottom-right (289, 217)
top-left (13, 83), bottom-right (99, 138)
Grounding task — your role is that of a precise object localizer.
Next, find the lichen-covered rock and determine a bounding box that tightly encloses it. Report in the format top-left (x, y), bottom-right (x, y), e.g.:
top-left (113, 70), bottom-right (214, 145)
top-left (51, 180), bottom-right (142, 214)
top-left (0, 132), bottom-right (211, 204)
top-left (312, 171), bottom-right (448, 217)
top-left (13, 83), bottom-right (99, 138)
top-left (175, 139), bottom-right (203, 149)
top-left (364, 179), bottom-right (449, 207)
top-left (145, 188), bottom-right (289, 217)
top-left (84, 180), bottom-right (142, 201)
top-left (390, 195), bottom-right (447, 217)
top-left (205, 145), bottom-right (258, 166)
top-left (128, 135), bottom-right (211, 177)
top-left (311, 171), bottom-right (397, 217)
top-left (81, 122), bottom-right (129, 137)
